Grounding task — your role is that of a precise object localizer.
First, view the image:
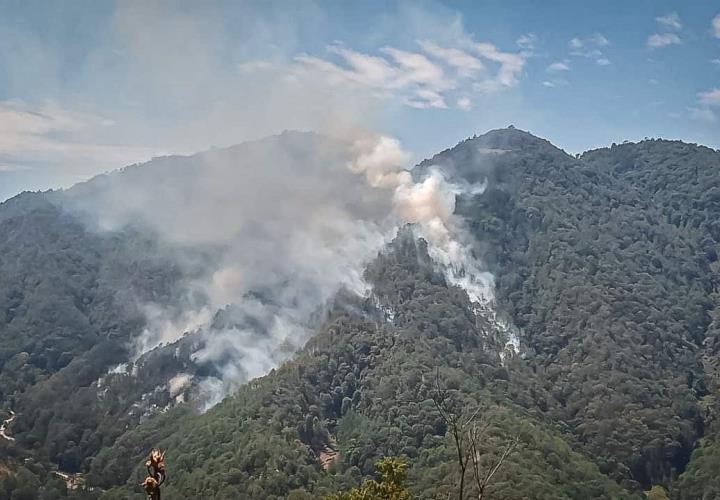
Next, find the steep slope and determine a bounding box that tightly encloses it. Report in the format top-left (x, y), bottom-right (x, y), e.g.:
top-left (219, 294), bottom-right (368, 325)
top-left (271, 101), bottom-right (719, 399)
top-left (425, 130), bottom-right (718, 489)
top-left (0, 130), bottom-right (396, 498)
top-left (1, 128), bottom-right (720, 499)
top-left (0, 193), bottom-right (196, 498)
top-left (97, 230), bottom-right (633, 499)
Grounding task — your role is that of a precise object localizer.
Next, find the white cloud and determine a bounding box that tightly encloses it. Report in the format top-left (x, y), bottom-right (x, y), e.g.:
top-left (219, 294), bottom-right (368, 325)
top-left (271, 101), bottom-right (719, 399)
top-left (690, 89), bottom-right (720, 124)
top-left (298, 32), bottom-right (528, 110)
top-left (295, 45), bottom-right (452, 109)
top-left (516, 33), bottom-right (537, 53)
top-left (570, 33), bottom-right (609, 50)
top-left (456, 97), bottom-right (472, 110)
top-left (656, 12), bottom-right (682, 30)
top-left (0, 100), bottom-right (113, 136)
top-left (0, 2), bottom-right (533, 201)
top-left (329, 46), bottom-right (404, 89)
top-left (569, 33), bottom-right (610, 65)
top-left (713, 14), bottom-right (720, 38)
top-left (713, 59), bottom-right (720, 66)
top-left (381, 47), bottom-right (453, 90)
top-left (542, 78), bottom-right (568, 89)
top-left (647, 33), bottom-right (682, 48)
top-left (0, 100), bottom-right (153, 170)
top-left (418, 40), bottom-right (484, 77)
top-left (407, 89), bottom-right (448, 109)
top-left (699, 88), bottom-right (720, 106)
top-left (469, 42), bottom-right (526, 87)
top-left (0, 1), bottom-right (400, 200)
top-left (547, 61), bottom-right (569, 72)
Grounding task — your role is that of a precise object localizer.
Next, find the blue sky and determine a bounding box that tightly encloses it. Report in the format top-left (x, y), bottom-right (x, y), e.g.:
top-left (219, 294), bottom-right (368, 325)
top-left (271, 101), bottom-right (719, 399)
top-left (0, 0), bottom-right (718, 201)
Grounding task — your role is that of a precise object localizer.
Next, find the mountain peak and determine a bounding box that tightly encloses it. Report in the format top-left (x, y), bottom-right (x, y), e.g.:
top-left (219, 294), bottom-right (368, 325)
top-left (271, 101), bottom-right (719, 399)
top-left (416, 126), bottom-right (572, 184)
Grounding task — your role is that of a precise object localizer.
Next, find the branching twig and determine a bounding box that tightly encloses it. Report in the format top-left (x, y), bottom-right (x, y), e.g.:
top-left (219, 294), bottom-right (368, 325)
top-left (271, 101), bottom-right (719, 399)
top-left (430, 369), bottom-right (519, 500)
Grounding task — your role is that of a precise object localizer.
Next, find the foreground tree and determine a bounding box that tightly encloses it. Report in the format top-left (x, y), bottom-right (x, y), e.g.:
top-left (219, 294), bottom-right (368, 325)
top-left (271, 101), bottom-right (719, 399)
top-left (431, 370), bottom-right (518, 500)
top-left (325, 457), bottom-right (411, 500)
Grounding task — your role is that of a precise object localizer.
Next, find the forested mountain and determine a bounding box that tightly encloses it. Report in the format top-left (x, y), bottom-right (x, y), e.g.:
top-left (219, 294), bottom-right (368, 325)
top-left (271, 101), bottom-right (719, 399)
top-left (1, 128), bottom-right (720, 499)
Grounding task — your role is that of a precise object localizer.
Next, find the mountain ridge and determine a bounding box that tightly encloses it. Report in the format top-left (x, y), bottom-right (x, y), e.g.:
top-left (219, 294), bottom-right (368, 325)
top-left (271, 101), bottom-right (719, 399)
top-left (1, 128), bottom-right (720, 498)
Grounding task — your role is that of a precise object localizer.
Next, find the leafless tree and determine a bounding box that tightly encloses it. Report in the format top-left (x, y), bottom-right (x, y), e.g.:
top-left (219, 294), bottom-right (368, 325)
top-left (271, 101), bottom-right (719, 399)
top-left (467, 423), bottom-right (519, 500)
top-left (430, 369), bottom-right (518, 500)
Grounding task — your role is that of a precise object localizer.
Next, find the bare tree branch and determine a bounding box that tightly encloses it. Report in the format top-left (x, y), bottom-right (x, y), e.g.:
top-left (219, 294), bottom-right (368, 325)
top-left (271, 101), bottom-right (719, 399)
top-left (430, 369), bottom-right (519, 500)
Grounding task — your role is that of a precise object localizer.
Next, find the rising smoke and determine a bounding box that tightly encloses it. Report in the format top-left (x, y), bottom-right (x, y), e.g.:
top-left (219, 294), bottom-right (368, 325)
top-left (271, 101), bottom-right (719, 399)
top-left (63, 128), bottom-right (499, 409)
top-left (38, 1), bottom-right (510, 408)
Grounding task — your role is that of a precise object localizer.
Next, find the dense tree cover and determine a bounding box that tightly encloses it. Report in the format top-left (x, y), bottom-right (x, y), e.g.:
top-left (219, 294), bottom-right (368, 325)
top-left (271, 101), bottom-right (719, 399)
top-left (12, 333), bottom-right (208, 473)
top-left (422, 130), bottom-right (719, 490)
top-left (325, 457), bottom-right (411, 500)
top-left (0, 193), bottom-right (197, 496)
top-left (673, 289), bottom-right (720, 498)
top-left (0, 193), bottom-right (185, 403)
top-left (1, 129), bottom-right (720, 498)
top-left (92, 230), bottom-right (634, 499)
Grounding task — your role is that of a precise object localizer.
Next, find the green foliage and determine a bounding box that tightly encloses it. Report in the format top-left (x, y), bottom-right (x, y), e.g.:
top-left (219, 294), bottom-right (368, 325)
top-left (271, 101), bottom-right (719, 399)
top-left (0, 193), bottom-right (193, 496)
top-left (2, 129), bottom-right (720, 498)
top-left (94, 226), bottom-right (636, 499)
top-left (428, 130), bottom-right (718, 489)
top-left (644, 485), bottom-right (669, 500)
top-left (673, 435), bottom-right (720, 499)
top-left (325, 457), bottom-right (410, 500)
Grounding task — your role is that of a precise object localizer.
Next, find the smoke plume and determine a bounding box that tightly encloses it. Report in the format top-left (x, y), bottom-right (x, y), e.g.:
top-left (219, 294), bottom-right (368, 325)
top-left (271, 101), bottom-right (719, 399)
top-left (62, 123), bottom-right (502, 408)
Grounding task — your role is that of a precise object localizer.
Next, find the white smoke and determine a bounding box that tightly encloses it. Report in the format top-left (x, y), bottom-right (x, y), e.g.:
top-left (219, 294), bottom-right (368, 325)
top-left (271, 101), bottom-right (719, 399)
top-left (68, 131), bottom-right (504, 408)
top-left (394, 170), bottom-right (494, 305)
top-left (349, 139), bottom-right (513, 358)
top-left (131, 304), bottom-right (214, 358)
top-left (168, 373), bottom-right (193, 398)
top-left (349, 137), bottom-right (495, 306)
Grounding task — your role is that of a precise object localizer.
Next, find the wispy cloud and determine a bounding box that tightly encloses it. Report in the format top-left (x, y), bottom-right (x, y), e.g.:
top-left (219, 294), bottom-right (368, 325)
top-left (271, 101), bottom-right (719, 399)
top-left (408, 88), bottom-right (448, 109)
top-left (648, 13), bottom-right (683, 49)
top-left (542, 78), bottom-right (568, 89)
top-left (469, 41), bottom-right (526, 88)
top-left (418, 40), bottom-right (484, 77)
top-left (382, 47), bottom-right (454, 91)
top-left (456, 97), bottom-right (472, 110)
top-left (656, 12), bottom-right (682, 30)
top-left (547, 61), bottom-right (570, 72)
top-left (647, 33), bottom-right (682, 49)
top-left (699, 88), bottom-right (720, 106)
top-left (713, 14), bottom-right (720, 38)
top-left (689, 89), bottom-right (720, 124)
top-left (516, 33), bottom-right (537, 53)
top-left (569, 33), bottom-right (610, 65)
top-left (297, 32), bottom-right (529, 111)
top-left (295, 44), bottom-right (452, 109)
top-left (0, 100), bottom-right (153, 172)
top-left (570, 33), bottom-right (609, 50)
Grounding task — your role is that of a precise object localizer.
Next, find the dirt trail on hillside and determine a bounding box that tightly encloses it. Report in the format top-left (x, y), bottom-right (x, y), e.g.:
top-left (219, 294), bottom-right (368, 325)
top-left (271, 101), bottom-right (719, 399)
top-left (317, 438), bottom-right (339, 470)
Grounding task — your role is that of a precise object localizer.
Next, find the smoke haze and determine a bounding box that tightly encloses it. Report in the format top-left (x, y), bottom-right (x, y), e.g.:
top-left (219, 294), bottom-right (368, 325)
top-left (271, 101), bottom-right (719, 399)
top-left (59, 128), bottom-right (499, 407)
top-left (3, 0), bottom-right (510, 408)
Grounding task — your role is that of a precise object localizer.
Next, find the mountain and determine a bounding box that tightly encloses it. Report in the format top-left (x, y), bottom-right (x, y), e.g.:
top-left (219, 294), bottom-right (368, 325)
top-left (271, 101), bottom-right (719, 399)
top-left (1, 128), bottom-right (720, 499)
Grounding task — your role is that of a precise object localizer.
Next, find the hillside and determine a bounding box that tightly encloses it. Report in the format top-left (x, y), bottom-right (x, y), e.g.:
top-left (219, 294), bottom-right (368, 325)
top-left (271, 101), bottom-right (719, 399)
top-left (1, 128), bottom-right (719, 499)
